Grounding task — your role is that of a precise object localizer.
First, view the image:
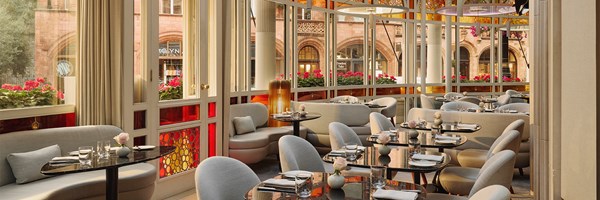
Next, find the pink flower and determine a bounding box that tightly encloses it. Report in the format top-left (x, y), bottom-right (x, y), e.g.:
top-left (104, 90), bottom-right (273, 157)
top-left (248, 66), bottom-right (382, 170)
top-left (408, 120), bottom-right (417, 128)
top-left (303, 72), bottom-right (310, 79)
top-left (314, 69), bottom-right (321, 74)
top-left (515, 77), bottom-right (521, 82)
top-left (332, 157), bottom-right (347, 173)
top-left (114, 132), bottom-right (130, 146)
top-left (41, 84), bottom-right (54, 92)
top-left (36, 77), bottom-right (45, 83)
top-left (377, 134), bottom-right (391, 145)
top-left (503, 76), bottom-right (511, 82)
top-left (168, 77), bottom-right (181, 87)
top-left (1, 84), bottom-right (12, 90)
top-left (316, 73), bottom-right (323, 78)
top-left (12, 85), bottom-right (22, 91)
top-left (24, 80), bottom-right (39, 90)
top-left (390, 76), bottom-right (396, 80)
top-left (57, 91), bottom-right (64, 100)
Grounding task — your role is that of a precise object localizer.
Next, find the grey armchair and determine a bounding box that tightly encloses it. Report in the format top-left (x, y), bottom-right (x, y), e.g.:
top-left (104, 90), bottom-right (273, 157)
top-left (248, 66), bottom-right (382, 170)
top-left (329, 122), bottom-right (363, 150)
top-left (369, 97), bottom-right (398, 124)
top-left (458, 120), bottom-right (524, 168)
top-left (195, 156), bottom-right (260, 200)
top-left (278, 135), bottom-right (325, 173)
top-left (440, 101), bottom-right (480, 111)
top-left (369, 112), bottom-right (395, 135)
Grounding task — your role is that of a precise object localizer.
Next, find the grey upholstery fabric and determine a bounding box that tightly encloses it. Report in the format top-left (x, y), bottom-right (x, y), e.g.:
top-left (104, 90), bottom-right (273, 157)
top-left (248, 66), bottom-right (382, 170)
top-left (0, 126), bottom-right (156, 200)
top-left (330, 95), bottom-right (359, 103)
top-left (233, 116), bottom-right (256, 135)
top-left (458, 129), bottom-right (522, 168)
top-left (496, 103), bottom-right (530, 113)
top-left (440, 101), bottom-right (480, 111)
top-left (195, 156), bottom-right (260, 200)
top-left (495, 94), bottom-right (511, 106)
top-left (444, 92), bottom-right (465, 100)
top-left (369, 97), bottom-right (397, 118)
top-left (439, 150), bottom-right (516, 197)
top-left (468, 185), bottom-right (511, 200)
top-left (457, 97), bottom-right (482, 105)
top-left (369, 112), bottom-right (395, 134)
top-left (505, 90), bottom-right (519, 96)
top-left (329, 122), bottom-right (363, 150)
top-left (420, 94), bottom-right (435, 109)
top-left (7, 144), bottom-right (61, 184)
top-left (229, 103), bottom-right (294, 164)
top-left (278, 135), bottom-right (325, 172)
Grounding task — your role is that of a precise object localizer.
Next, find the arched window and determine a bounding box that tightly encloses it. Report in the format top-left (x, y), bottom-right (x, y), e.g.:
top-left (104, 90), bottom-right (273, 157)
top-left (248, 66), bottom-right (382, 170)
top-left (336, 44), bottom-right (387, 73)
top-left (298, 46), bottom-right (319, 73)
top-left (459, 47), bottom-right (470, 78)
top-left (478, 48), bottom-right (491, 75)
top-left (505, 50), bottom-right (518, 78)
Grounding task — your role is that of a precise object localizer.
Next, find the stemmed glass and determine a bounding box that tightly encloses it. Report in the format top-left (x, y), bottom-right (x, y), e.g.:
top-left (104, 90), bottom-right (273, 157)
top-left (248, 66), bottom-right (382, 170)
top-left (370, 166), bottom-right (386, 189)
top-left (344, 144), bottom-right (358, 161)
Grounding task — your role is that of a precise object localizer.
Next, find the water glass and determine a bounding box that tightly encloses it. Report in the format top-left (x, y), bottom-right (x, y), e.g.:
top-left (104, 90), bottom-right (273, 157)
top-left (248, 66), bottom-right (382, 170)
top-left (370, 166), bottom-right (386, 189)
top-left (344, 144), bottom-right (358, 161)
top-left (295, 173), bottom-right (313, 198)
top-left (78, 146), bottom-right (93, 165)
top-left (388, 127), bottom-right (398, 141)
top-left (97, 140), bottom-right (111, 158)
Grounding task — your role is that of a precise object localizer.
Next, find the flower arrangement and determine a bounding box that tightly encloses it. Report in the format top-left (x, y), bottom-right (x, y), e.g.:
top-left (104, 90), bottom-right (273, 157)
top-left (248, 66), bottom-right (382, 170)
top-left (377, 134), bottom-right (391, 145)
top-left (443, 74), bottom-right (521, 83)
top-left (375, 73), bottom-right (397, 84)
top-left (159, 76), bottom-right (183, 100)
top-left (114, 132), bottom-right (130, 147)
top-left (442, 75), bottom-right (467, 83)
top-left (332, 157), bottom-right (347, 175)
top-left (433, 111), bottom-right (443, 126)
top-left (407, 120), bottom-right (417, 129)
top-left (337, 71), bottom-right (364, 86)
top-left (501, 76), bottom-right (522, 82)
top-left (297, 70), bottom-right (325, 88)
top-left (0, 77), bottom-right (64, 109)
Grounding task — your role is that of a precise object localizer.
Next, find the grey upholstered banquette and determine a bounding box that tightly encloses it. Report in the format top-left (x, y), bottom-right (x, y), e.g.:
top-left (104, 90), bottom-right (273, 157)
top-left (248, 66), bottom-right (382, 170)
top-left (0, 125), bottom-right (156, 200)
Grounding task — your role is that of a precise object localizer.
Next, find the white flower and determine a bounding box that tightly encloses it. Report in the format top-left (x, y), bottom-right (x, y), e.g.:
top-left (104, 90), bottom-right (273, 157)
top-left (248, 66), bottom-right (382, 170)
top-left (333, 157), bottom-right (347, 172)
top-left (377, 134), bottom-right (391, 145)
top-left (434, 111), bottom-right (442, 119)
top-left (114, 132), bottom-right (129, 146)
top-left (299, 104), bottom-right (306, 111)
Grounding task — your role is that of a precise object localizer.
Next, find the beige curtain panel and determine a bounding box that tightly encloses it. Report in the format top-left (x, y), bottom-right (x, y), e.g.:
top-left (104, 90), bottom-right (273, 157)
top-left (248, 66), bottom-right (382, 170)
top-left (77, 0), bottom-right (122, 126)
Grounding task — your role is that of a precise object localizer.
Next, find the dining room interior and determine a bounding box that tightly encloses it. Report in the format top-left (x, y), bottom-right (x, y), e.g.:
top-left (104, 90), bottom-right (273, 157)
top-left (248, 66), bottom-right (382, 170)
top-left (0, 0), bottom-right (596, 199)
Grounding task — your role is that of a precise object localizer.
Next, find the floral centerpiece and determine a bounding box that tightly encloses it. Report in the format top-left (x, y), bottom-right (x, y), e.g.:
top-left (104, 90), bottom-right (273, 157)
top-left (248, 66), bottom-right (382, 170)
top-left (113, 132), bottom-right (131, 157)
top-left (375, 73), bottom-right (397, 84)
top-left (328, 157), bottom-right (347, 189)
top-left (159, 77), bottom-right (183, 100)
top-left (297, 70), bottom-right (325, 88)
top-left (0, 77), bottom-right (64, 109)
top-left (377, 134), bottom-right (392, 155)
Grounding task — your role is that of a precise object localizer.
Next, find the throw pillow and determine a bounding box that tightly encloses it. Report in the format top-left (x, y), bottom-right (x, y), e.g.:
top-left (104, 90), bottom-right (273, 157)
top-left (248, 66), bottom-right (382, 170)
top-left (7, 144), bottom-right (61, 184)
top-left (233, 116), bottom-right (256, 135)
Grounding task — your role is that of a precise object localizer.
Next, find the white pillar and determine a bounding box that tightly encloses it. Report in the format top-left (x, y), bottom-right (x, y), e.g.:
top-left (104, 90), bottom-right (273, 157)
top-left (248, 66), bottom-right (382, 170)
top-left (253, 0), bottom-right (276, 90)
top-left (426, 24), bottom-right (442, 83)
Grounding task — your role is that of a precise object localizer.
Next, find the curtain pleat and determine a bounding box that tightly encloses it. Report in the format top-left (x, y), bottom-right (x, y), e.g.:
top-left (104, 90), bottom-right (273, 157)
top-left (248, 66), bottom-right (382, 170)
top-left (77, 0), bottom-right (121, 126)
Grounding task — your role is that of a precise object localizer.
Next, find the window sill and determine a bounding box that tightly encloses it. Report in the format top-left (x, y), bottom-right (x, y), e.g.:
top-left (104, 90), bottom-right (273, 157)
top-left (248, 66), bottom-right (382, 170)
top-left (0, 104), bottom-right (75, 121)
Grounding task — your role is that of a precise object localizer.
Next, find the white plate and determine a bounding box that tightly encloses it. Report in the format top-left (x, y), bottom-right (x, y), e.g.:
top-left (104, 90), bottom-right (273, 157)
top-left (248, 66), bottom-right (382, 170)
top-left (408, 160), bottom-right (437, 167)
top-left (69, 151), bottom-right (79, 156)
top-left (280, 170), bottom-right (314, 178)
top-left (133, 145), bottom-right (156, 150)
top-left (435, 140), bottom-right (457, 144)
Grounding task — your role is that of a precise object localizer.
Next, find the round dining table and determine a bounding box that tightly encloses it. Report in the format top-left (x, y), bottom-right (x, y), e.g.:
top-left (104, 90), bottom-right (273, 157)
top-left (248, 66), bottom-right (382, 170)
top-left (399, 121), bottom-right (481, 133)
top-left (322, 146), bottom-right (450, 185)
top-left (368, 132), bottom-right (467, 152)
top-left (246, 172), bottom-right (427, 200)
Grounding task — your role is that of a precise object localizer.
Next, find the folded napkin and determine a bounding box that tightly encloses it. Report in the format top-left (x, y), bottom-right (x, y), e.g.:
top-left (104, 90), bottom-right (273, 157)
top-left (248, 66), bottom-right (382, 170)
top-left (263, 178), bottom-right (298, 189)
top-left (435, 135), bottom-right (461, 141)
top-left (273, 114), bottom-right (292, 118)
top-left (412, 154), bottom-right (444, 162)
top-left (49, 156), bottom-right (79, 164)
top-left (435, 97), bottom-right (445, 100)
top-left (456, 124), bottom-right (478, 130)
top-left (281, 170), bottom-right (313, 178)
top-left (372, 189), bottom-right (418, 200)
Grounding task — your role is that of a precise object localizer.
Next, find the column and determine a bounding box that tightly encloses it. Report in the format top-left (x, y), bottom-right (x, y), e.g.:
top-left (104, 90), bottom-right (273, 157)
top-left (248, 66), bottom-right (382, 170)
top-left (426, 24), bottom-right (442, 83)
top-left (254, 0), bottom-right (276, 90)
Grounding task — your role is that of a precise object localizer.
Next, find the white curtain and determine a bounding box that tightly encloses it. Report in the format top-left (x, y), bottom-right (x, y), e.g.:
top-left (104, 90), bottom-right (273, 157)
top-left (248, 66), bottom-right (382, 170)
top-left (77, 0), bottom-right (122, 126)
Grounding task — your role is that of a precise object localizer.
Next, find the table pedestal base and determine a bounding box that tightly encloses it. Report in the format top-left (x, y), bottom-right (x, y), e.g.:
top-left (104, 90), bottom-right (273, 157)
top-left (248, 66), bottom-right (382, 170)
top-left (106, 167), bottom-right (118, 200)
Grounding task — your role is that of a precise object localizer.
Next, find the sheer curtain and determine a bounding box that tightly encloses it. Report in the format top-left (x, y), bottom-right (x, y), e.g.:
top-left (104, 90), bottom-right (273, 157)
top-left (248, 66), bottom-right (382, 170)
top-left (77, 0), bottom-right (122, 126)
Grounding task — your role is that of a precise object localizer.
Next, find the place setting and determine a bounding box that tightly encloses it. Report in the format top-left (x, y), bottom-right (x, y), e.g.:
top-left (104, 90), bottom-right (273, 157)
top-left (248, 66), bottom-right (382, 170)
top-left (326, 144), bottom-right (366, 161)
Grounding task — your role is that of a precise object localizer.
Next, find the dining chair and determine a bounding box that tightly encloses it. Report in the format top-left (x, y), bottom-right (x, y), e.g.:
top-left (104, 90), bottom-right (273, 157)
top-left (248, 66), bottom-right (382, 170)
top-left (420, 94), bottom-right (436, 109)
top-left (195, 156), bottom-right (260, 200)
top-left (431, 150), bottom-right (516, 198)
top-left (457, 119), bottom-right (524, 168)
top-left (495, 94), bottom-right (511, 107)
top-left (496, 103), bottom-right (530, 113)
top-left (369, 97), bottom-right (398, 124)
top-left (329, 122), bottom-right (363, 150)
top-left (278, 135), bottom-right (325, 173)
top-left (369, 112), bottom-right (396, 135)
top-left (457, 96), bottom-right (482, 105)
top-left (468, 185), bottom-right (511, 200)
top-left (330, 95), bottom-right (359, 103)
top-left (444, 92), bottom-right (465, 100)
top-left (440, 101), bottom-right (480, 111)
top-left (505, 89), bottom-right (519, 96)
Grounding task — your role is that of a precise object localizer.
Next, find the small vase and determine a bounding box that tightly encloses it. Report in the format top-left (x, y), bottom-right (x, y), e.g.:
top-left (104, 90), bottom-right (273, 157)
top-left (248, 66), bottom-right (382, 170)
top-left (378, 145), bottom-right (391, 155)
top-left (116, 146), bottom-right (131, 157)
top-left (327, 174), bottom-right (345, 189)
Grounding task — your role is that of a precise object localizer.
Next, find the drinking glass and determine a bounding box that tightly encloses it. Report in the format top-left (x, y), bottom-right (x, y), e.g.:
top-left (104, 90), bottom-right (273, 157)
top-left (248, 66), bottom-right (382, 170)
top-left (103, 140), bottom-right (112, 157)
top-left (96, 141), bottom-right (107, 159)
top-left (78, 146), bottom-right (93, 165)
top-left (370, 166), bottom-right (386, 189)
top-left (388, 127), bottom-right (398, 141)
top-left (295, 172), bottom-right (313, 198)
top-left (344, 144), bottom-right (358, 161)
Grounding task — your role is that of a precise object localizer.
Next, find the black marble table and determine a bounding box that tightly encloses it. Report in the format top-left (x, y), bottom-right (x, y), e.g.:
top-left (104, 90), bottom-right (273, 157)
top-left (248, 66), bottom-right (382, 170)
top-left (367, 132), bottom-right (467, 152)
top-left (272, 113), bottom-right (321, 137)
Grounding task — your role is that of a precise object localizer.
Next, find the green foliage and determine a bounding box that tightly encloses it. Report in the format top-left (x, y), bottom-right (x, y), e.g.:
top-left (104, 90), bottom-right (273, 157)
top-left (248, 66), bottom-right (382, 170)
top-left (297, 70), bottom-right (325, 88)
top-left (0, 78), bottom-right (62, 109)
top-left (0, 0), bottom-right (36, 76)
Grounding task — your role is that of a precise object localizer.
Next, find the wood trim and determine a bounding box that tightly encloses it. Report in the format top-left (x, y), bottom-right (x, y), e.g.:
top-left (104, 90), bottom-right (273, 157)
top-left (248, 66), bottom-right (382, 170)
top-left (0, 105), bottom-right (75, 121)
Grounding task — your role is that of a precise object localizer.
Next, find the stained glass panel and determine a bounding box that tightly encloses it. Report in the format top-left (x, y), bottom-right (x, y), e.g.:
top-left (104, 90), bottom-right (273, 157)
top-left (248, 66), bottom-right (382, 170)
top-left (159, 127), bottom-right (200, 178)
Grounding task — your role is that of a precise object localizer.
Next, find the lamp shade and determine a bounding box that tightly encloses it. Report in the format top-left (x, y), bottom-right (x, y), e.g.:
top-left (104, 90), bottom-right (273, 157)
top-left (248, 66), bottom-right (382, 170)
top-left (268, 80), bottom-right (291, 127)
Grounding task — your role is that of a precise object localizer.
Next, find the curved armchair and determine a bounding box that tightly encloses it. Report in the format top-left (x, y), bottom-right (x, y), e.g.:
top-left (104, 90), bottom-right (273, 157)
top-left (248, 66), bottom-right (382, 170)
top-left (458, 97), bottom-right (482, 105)
top-left (420, 94), bottom-right (436, 109)
top-left (329, 122), bottom-right (363, 150)
top-left (469, 185), bottom-right (511, 200)
top-left (369, 112), bottom-right (395, 134)
top-left (330, 95), bottom-right (359, 103)
top-left (505, 89), bottom-right (519, 96)
top-left (440, 101), bottom-right (480, 111)
top-left (369, 97), bottom-right (397, 124)
top-left (278, 135), bottom-right (325, 173)
top-left (444, 92), bottom-right (465, 100)
top-left (497, 103), bottom-right (530, 113)
top-left (436, 150), bottom-right (516, 197)
top-left (458, 127), bottom-right (522, 168)
top-left (495, 94), bottom-right (511, 107)
top-left (195, 156), bottom-right (260, 200)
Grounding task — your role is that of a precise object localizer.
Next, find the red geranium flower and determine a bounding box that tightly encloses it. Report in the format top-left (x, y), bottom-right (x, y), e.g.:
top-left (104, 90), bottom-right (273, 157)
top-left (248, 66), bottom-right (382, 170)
top-left (36, 77), bottom-right (45, 83)
top-left (57, 91), bottom-right (64, 100)
top-left (1, 84), bottom-right (12, 90)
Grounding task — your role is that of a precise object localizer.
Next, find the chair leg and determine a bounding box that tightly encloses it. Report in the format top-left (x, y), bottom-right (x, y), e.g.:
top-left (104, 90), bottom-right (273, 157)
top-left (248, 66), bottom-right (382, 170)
top-left (519, 168), bottom-right (524, 176)
top-left (510, 185), bottom-right (515, 194)
top-left (420, 173), bottom-right (428, 185)
top-left (390, 117), bottom-right (395, 126)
